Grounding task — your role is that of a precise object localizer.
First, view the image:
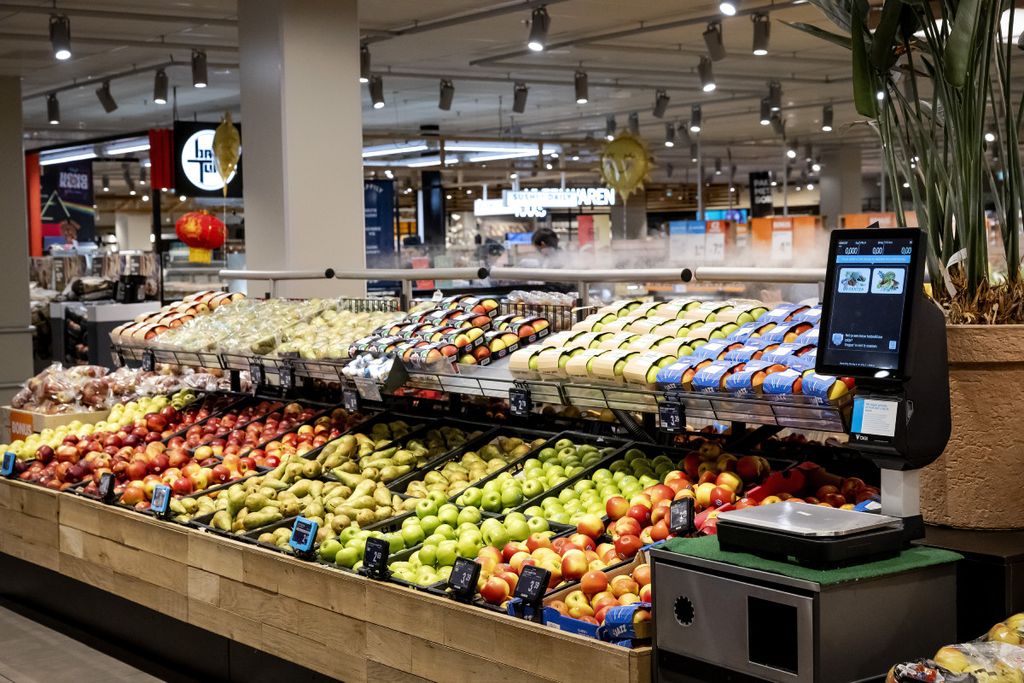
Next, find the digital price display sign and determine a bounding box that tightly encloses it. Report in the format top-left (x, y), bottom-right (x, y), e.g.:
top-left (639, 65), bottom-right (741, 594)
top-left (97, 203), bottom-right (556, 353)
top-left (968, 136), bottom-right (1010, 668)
top-left (818, 228), bottom-right (923, 380)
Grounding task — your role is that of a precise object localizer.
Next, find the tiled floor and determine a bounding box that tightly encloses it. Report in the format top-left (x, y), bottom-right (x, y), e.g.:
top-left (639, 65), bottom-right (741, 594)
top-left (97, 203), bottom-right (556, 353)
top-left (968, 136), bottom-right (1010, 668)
top-left (0, 605), bottom-right (164, 683)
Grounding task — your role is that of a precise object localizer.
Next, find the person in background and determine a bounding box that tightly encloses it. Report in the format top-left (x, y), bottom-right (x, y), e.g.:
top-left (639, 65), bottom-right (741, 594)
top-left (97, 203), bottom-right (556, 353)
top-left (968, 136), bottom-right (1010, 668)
top-left (519, 227), bottom-right (564, 269)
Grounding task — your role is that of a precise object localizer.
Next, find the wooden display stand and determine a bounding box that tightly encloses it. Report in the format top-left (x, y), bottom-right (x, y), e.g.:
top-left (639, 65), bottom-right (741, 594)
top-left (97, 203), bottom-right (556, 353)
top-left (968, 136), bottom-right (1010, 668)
top-left (0, 478), bottom-right (651, 683)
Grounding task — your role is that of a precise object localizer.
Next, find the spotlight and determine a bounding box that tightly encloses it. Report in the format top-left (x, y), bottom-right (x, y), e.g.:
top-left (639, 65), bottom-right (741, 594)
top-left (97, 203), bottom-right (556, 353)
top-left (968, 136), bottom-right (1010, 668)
top-left (678, 124), bottom-right (692, 147)
top-left (605, 115), bottom-right (616, 141)
top-left (153, 69), bottom-right (168, 105)
top-left (690, 144), bottom-right (699, 163)
top-left (752, 14), bottom-right (770, 56)
top-left (786, 139), bottom-right (798, 159)
top-left (985, 130), bottom-right (997, 143)
top-left (821, 104), bottom-right (834, 132)
top-left (140, 167), bottom-right (147, 186)
top-left (439, 79), bottom-right (454, 110)
top-left (804, 143), bottom-right (813, 162)
top-left (720, 1), bottom-right (739, 16)
top-left (628, 111), bottom-right (640, 135)
top-left (876, 89), bottom-right (885, 101)
top-left (359, 45), bottom-right (370, 84)
top-left (96, 81), bottom-right (117, 113)
top-left (664, 123), bottom-right (675, 147)
top-left (806, 182), bottom-right (814, 191)
top-left (513, 81), bottom-right (528, 113)
top-left (714, 158), bottom-right (723, 175)
top-left (689, 104), bottom-right (702, 133)
top-left (574, 70), bottom-right (588, 104)
top-left (653, 89), bottom-right (670, 118)
top-left (191, 49), bottom-right (208, 88)
top-left (49, 14), bottom-right (71, 61)
top-left (123, 165), bottom-right (134, 193)
top-left (768, 80), bottom-right (782, 111)
top-left (370, 75), bottom-right (385, 109)
top-left (698, 56), bottom-right (716, 93)
top-left (527, 6), bottom-right (550, 52)
top-left (102, 176), bottom-right (110, 192)
top-left (811, 160), bottom-right (822, 173)
top-left (759, 98), bottom-right (770, 125)
top-left (703, 22), bottom-right (727, 61)
top-left (47, 93), bottom-right (60, 125)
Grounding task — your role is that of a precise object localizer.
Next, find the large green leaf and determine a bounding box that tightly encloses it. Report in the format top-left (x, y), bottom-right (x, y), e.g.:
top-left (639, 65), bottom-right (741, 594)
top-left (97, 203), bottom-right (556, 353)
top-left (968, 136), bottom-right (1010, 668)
top-left (803, 0), bottom-right (854, 33)
top-left (782, 21), bottom-right (852, 50)
top-left (851, 5), bottom-right (878, 118)
top-left (944, 0), bottom-right (982, 88)
top-left (870, 0), bottom-right (904, 71)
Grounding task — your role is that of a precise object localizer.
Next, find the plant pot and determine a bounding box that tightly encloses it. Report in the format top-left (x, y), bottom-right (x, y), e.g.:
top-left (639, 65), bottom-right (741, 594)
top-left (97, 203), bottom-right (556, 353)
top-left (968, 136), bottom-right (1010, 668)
top-left (920, 324), bottom-right (1024, 529)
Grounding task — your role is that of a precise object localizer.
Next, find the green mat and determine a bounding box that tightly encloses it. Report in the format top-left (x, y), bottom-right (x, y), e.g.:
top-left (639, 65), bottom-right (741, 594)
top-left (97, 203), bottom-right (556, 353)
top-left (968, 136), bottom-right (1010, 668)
top-left (662, 536), bottom-right (962, 586)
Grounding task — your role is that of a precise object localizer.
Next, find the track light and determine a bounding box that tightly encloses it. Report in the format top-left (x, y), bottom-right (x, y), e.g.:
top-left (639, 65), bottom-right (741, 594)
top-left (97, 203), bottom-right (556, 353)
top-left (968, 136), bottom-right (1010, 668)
top-left (786, 139), bottom-right (798, 159)
top-left (804, 143), bottom-right (814, 162)
top-left (574, 70), bottom-right (588, 104)
top-left (677, 124), bottom-right (692, 147)
top-left (759, 98), bottom-right (771, 126)
top-left (123, 165), bottom-right (134, 193)
top-left (370, 75), bottom-right (385, 109)
top-left (703, 22), bottom-right (727, 61)
top-left (689, 104), bottom-right (702, 133)
top-left (821, 104), bottom-right (834, 132)
top-left (359, 45), bottom-right (371, 84)
top-left (698, 56), bottom-right (716, 93)
top-left (605, 115), bottom-right (616, 141)
top-left (690, 144), bottom-right (699, 163)
top-left (768, 80), bottom-right (782, 111)
top-left (47, 94), bottom-right (60, 125)
top-left (720, 0), bottom-right (739, 16)
top-left (714, 158), bottom-right (723, 175)
top-left (811, 160), bottom-right (822, 173)
top-left (101, 176), bottom-right (110, 192)
top-left (752, 14), bottom-right (770, 55)
top-left (653, 89), bottom-right (670, 118)
top-left (513, 82), bottom-right (528, 113)
top-left (191, 49), bottom-right (208, 88)
top-left (527, 6), bottom-right (550, 52)
top-left (49, 14), bottom-right (71, 61)
top-left (153, 69), bottom-right (168, 105)
top-left (628, 112), bottom-right (640, 135)
top-left (439, 79), bottom-right (454, 110)
top-left (140, 167), bottom-right (147, 186)
top-left (770, 114), bottom-right (784, 136)
top-left (664, 123), bottom-right (675, 147)
top-left (96, 81), bottom-right (117, 113)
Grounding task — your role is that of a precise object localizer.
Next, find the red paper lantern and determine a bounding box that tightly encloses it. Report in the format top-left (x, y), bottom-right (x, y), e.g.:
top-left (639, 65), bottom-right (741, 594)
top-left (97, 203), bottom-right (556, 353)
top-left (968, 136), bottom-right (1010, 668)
top-left (175, 210), bottom-right (225, 263)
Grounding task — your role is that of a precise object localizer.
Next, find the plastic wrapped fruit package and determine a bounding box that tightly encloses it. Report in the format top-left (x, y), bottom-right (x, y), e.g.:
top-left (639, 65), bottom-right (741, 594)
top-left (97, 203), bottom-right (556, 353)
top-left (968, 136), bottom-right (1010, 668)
top-left (109, 290), bottom-right (245, 344)
top-left (274, 308), bottom-right (405, 360)
top-left (888, 641), bottom-right (1024, 682)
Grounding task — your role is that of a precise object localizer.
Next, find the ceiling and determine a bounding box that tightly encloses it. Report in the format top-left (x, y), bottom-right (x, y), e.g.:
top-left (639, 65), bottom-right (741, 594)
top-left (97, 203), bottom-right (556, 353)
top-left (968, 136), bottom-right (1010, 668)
top-left (3, 0), bottom-right (927, 189)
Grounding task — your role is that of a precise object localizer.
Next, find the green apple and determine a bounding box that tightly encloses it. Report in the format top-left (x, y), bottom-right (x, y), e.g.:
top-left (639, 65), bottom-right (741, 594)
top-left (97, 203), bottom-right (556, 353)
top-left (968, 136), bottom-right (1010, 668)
top-left (419, 515), bottom-right (441, 536)
top-left (401, 524), bottom-right (425, 547)
top-left (501, 487), bottom-right (524, 508)
top-left (549, 511), bottom-right (570, 525)
top-left (482, 523), bottom-right (510, 548)
top-left (456, 536), bottom-right (483, 559)
top-left (417, 544), bottom-right (437, 567)
top-left (459, 487), bottom-right (483, 507)
top-left (522, 479), bottom-right (545, 499)
top-left (524, 505), bottom-right (544, 517)
top-left (434, 523), bottom-right (456, 539)
top-left (437, 566), bottom-right (453, 582)
top-left (415, 566), bottom-right (438, 586)
top-left (599, 484), bottom-right (621, 500)
top-left (436, 540), bottom-right (458, 566)
top-left (339, 526), bottom-right (360, 544)
top-left (427, 490), bottom-right (447, 506)
top-left (523, 458), bottom-right (543, 473)
top-left (481, 490), bottom-right (503, 513)
top-left (423, 533), bottom-right (446, 547)
top-left (457, 506), bottom-right (481, 525)
top-left (335, 547), bottom-right (360, 568)
top-left (592, 468), bottom-right (613, 482)
top-left (459, 528), bottom-right (483, 546)
top-left (538, 448), bottom-right (557, 462)
top-left (505, 517), bottom-right (530, 542)
top-left (574, 480), bottom-right (596, 494)
top-left (385, 532), bottom-right (405, 554)
top-left (480, 517), bottom-right (504, 539)
top-left (318, 539), bottom-right (342, 563)
top-left (554, 438), bottom-right (574, 450)
top-left (437, 504), bottom-right (459, 526)
top-left (457, 522), bottom-right (479, 534)
top-left (558, 488), bottom-right (578, 504)
top-left (416, 498), bottom-right (439, 519)
top-left (526, 516), bottom-right (549, 534)
top-left (563, 499), bottom-right (582, 514)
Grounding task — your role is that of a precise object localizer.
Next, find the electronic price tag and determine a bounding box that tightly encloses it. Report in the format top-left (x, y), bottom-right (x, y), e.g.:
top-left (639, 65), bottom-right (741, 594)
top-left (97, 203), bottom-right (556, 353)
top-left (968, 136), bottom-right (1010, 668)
top-left (248, 360), bottom-right (265, 395)
top-left (141, 349), bottom-right (156, 372)
top-left (669, 497), bottom-right (695, 536)
top-left (342, 388), bottom-right (360, 412)
top-left (659, 399), bottom-right (684, 433)
top-left (354, 377), bottom-right (382, 402)
top-left (288, 516), bottom-right (319, 558)
top-left (448, 556), bottom-right (482, 603)
top-left (510, 564), bottom-right (551, 622)
top-left (360, 537), bottom-right (391, 580)
top-left (1, 451), bottom-right (16, 478)
top-left (509, 385), bottom-right (531, 418)
top-left (150, 484), bottom-right (171, 517)
top-left (97, 472), bottom-right (117, 503)
top-left (279, 363), bottom-right (294, 392)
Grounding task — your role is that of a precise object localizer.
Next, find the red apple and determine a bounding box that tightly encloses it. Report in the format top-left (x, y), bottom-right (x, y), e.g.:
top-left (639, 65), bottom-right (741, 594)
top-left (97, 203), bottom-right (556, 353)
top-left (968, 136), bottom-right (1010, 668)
top-left (709, 485), bottom-right (736, 508)
top-left (575, 514), bottom-right (605, 539)
top-left (568, 533), bottom-right (597, 552)
top-left (648, 484), bottom-right (675, 505)
top-left (525, 532), bottom-right (553, 553)
top-left (560, 549), bottom-right (589, 582)
top-left (614, 534), bottom-right (643, 560)
top-left (627, 504), bottom-right (651, 526)
top-left (605, 496), bottom-right (629, 520)
top-left (478, 576), bottom-right (511, 605)
top-left (171, 476), bottom-right (193, 496)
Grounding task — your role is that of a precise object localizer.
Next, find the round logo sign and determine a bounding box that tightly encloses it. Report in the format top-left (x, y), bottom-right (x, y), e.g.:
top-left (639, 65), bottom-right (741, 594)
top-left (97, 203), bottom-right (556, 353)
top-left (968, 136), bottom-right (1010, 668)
top-left (180, 129), bottom-right (237, 192)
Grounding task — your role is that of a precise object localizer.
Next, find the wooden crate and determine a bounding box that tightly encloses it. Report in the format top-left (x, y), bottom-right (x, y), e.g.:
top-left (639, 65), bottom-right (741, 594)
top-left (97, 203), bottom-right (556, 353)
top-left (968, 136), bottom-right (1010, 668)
top-left (0, 480), bottom-right (651, 683)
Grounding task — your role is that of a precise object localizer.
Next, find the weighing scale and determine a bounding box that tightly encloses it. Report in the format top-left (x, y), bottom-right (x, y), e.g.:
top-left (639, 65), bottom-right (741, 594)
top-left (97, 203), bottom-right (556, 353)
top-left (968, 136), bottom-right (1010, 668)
top-left (716, 227), bottom-right (952, 566)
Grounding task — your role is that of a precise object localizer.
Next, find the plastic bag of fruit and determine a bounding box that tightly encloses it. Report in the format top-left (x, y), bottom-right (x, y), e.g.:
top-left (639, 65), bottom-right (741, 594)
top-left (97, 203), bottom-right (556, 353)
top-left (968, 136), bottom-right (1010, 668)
top-left (888, 614), bottom-right (1024, 682)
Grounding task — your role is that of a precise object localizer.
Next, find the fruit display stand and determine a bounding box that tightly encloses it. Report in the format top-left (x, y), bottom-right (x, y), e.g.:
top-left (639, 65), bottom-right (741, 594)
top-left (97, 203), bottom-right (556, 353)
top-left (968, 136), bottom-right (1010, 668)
top-left (0, 477), bottom-right (651, 683)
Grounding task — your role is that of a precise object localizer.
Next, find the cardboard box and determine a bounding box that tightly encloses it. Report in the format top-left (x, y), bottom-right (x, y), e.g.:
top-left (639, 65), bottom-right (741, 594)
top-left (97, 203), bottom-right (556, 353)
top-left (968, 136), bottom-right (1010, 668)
top-left (1, 405), bottom-right (110, 443)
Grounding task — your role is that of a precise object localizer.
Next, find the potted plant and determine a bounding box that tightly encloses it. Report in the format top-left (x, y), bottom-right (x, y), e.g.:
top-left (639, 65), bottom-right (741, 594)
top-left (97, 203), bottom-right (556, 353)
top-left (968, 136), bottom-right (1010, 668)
top-left (792, 0), bottom-right (1024, 528)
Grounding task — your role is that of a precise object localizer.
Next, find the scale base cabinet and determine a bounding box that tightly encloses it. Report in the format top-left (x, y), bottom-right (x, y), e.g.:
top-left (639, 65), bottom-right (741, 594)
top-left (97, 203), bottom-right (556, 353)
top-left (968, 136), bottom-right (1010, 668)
top-left (650, 548), bottom-right (956, 683)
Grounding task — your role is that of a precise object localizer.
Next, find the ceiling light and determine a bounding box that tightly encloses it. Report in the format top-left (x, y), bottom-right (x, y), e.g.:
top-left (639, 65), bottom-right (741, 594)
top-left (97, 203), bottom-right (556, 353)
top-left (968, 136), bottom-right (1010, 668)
top-left (770, 114), bottom-right (784, 135)
top-left (730, 186), bottom-right (736, 192)
top-left (703, 22), bottom-right (727, 61)
top-left (771, 180), bottom-right (778, 187)
top-left (527, 6), bottom-right (550, 52)
top-left (786, 140), bottom-right (798, 159)
top-left (370, 75), bottom-right (385, 109)
top-left (142, 194), bottom-right (150, 202)
top-left (806, 183), bottom-right (814, 191)
top-left (689, 104), bottom-right (702, 133)
top-left (985, 130), bottom-right (997, 143)
top-left (513, 81), bottom-right (528, 113)
top-left (720, 1), bottom-right (739, 16)
top-left (545, 162), bottom-right (553, 170)
top-left (191, 49), bottom-right (208, 88)
top-left (359, 45), bottom-right (370, 83)
top-left (571, 154), bottom-right (579, 161)
top-left (574, 70), bottom-right (589, 104)
top-left (384, 169), bottom-right (394, 179)
top-left (179, 195), bottom-right (187, 201)
top-left (46, 93), bottom-right (60, 125)
top-left (821, 104), bottom-right (834, 132)
top-left (698, 57), bottom-right (716, 93)
top-left (653, 89), bottom-right (670, 118)
top-left (690, 144), bottom-right (699, 163)
top-left (605, 115), bottom-right (616, 141)
top-left (902, 181), bottom-right (911, 188)
top-left (49, 14), bottom-right (71, 61)
top-left (103, 138), bottom-right (150, 155)
top-left (446, 193), bottom-right (453, 200)
top-left (752, 14), bottom-right (770, 55)
top-left (153, 69), bottom-right (168, 105)
top-left (549, 151), bottom-right (559, 158)
top-left (811, 160), bottom-right (822, 173)
top-left (628, 112), bottom-right (640, 135)
top-left (439, 79), bottom-right (454, 110)
top-left (102, 175), bottom-right (109, 192)
top-left (714, 158), bottom-right (723, 175)
top-left (466, 189), bottom-right (472, 195)
top-left (759, 98), bottom-right (770, 125)
top-left (39, 145), bottom-right (96, 166)
top-left (768, 80), bottom-right (782, 111)
top-left (510, 172), bottom-right (518, 179)
top-left (664, 123), bottom-right (675, 147)
top-left (804, 143), bottom-right (813, 162)
top-left (362, 143), bottom-right (429, 158)
top-left (96, 81), bottom-right (117, 113)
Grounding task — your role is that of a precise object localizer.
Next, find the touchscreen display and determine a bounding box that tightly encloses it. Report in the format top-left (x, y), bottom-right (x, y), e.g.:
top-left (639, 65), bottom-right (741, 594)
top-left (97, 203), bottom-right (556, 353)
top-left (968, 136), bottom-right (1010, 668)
top-left (820, 234), bottom-right (916, 374)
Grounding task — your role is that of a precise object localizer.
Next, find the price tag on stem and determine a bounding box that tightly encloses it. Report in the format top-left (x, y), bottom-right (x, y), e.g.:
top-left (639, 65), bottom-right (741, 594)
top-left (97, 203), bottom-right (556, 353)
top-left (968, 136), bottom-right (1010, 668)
top-left (509, 386), bottom-right (532, 418)
top-left (448, 557), bottom-right (482, 603)
top-left (248, 360), bottom-right (265, 394)
top-left (142, 349), bottom-right (156, 372)
top-left (279, 365), bottom-right (294, 392)
top-left (1, 451), bottom-right (16, 478)
top-left (288, 517), bottom-right (319, 556)
top-left (669, 497), bottom-right (695, 536)
top-left (659, 400), bottom-right (684, 433)
top-left (512, 564), bottom-right (551, 620)
top-left (361, 537), bottom-right (391, 579)
top-left (150, 484), bottom-right (171, 516)
top-left (97, 472), bottom-right (117, 503)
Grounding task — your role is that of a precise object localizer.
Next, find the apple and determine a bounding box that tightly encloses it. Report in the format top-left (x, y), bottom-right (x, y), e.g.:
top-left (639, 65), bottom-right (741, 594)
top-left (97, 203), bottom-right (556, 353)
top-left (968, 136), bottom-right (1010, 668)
top-left (568, 533), bottom-right (597, 552)
top-left (548, 600), bottom-right (569, 616)
top-left (614, 534), bottom-right (643, 560)
top-left (509, 551), bottom-right (533, 572)
top-left (639, 584), bottom-right (652, 603)
top-left (632, 563), bottom-right (651, 586)
top-left (626, 504), bottom-right (651, 526)
top-left (816, 485), bottom-right (840, 500)
top-left (605, 496), bottom-right (629, 521)
top-left (560, 549), bottom-right (589, 581)
top-left (709, 485), bottom-right (736, 508)
top-left (502, 541), bottom-right (527, 562)
top-left (694, 482), bottom-right (717, 508)
top-left (568, 604), bottom-right (595, 619)
top-left (575, 514), bottom-right (605, 539)
top-left (734, 497), bottom-right (758, 510)
top-left (610, 574), bottom-right (640, 598)
top-left (479, 576), bottom-right (511, 605)
top-left (647, 484), bottom-right (675, 505)
top-left (171, 476), bottom-right (193, 496)
top-left (715, 471), bottom-right (743, 493)
top-left (525, 532), bottom-right (553, 553)
top-left (841, 477), bottom-right (866, 501)
top-left (581, 570), bottom-right (609, 595)
top-left (612, 517), bottom-right (642, 538)
top-left (649, 520), bottom-right (670, 542)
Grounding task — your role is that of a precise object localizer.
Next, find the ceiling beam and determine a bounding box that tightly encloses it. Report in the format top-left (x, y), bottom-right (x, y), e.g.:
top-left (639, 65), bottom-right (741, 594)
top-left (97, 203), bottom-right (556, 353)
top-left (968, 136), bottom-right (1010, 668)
top-left (362, 0), bottom-right (568, 44)
top-left (0, 31), bottom-right (238, 53)
top-left (0, 3), bottom-right (235, 26)
top-left (22, 61), bottom-right (240, 99)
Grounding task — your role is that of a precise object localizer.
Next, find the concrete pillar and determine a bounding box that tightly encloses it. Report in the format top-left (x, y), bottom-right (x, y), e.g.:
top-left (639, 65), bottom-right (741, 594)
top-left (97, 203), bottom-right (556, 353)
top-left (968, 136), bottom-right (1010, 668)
top-left (0, 77), bottom-right (33, 402)
top-left (239, 0), bottom-right (365, 297)
top-left (819, 146), bottom-right (863, 230)
top-left (610, 190), bottom-right (648, 240)
top-left (115, 212), bottom-right (152, 252)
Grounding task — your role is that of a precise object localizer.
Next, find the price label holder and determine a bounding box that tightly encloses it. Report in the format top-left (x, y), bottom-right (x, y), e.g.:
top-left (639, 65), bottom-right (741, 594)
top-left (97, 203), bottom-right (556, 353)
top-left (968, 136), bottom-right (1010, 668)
top-left (342, 387), bottom-right (360, 412)
top-left (279, 362), bottom-right (294, 394)
top-left (669, 497), bottom-right (696, 536)
top-left (288, 516), bottom-right (319, 559)
top-left (659, 398), bottom-right (684, 433)
top-left (150, 484), bottom-right (171, 518)
top-left (97, 472), bottom-right (117, 503)
top-left (248, 359), bottom-right (265, 395)
top-left (448, 556), bottom-right (482, 603)
top-left (141, 349), bottom-right (156, 372)
top-left (510, 564), bottom-right (550, 623)
top-left (360, 536), bottom-right (391, 580)
top-left (509, 384), bottom-right (532, 418)
top-left (354, 377), bottom-right (383, 403)
top-left (1, 451), bottom-right (16, 478)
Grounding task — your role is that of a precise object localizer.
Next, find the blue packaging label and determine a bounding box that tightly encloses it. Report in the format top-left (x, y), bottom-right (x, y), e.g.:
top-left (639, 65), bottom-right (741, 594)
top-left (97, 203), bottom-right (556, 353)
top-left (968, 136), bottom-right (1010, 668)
top-left (655, 357), bottom-right (701, 384)
top-left (794, 326), bottom-right (820, 346)
top-left (802, 372), bottom-right (841, 400)
top-left (692, 361), bottom-right (742, 392)
top-left (600, 603), bottom-right (651, 640)
top-left (758, 304), bottom-right (807, 324)
top-left (724, 360), bottom-right (780, 394)
top-left (763, 368), bottom-right (802, 395)
top-left (761, 343), bottom-right (813, 366)
top-left (727, 322), bottom-right (761, 343)
top-left (691, 341), bottom-right (734, 362)
top-left (792, 306), bottom-right (822, 324)
top-left (788, 351), bottom-right (817, 371)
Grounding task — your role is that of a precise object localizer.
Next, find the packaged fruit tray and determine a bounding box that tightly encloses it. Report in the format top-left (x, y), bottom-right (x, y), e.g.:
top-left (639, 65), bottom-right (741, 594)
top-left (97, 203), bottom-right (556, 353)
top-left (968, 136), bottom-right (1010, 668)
top-left (455, 431), bottom-right (630, 517)
top-left (386, 426), bottom-right (554, 502)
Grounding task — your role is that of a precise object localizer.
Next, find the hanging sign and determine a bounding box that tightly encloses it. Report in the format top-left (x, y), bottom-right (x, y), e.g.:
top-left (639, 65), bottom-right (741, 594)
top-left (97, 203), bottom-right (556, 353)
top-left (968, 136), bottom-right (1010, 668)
top-left (749, 171), bottom-right (774, 218)
top-left (174, 121), bottom-right (244, 197)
